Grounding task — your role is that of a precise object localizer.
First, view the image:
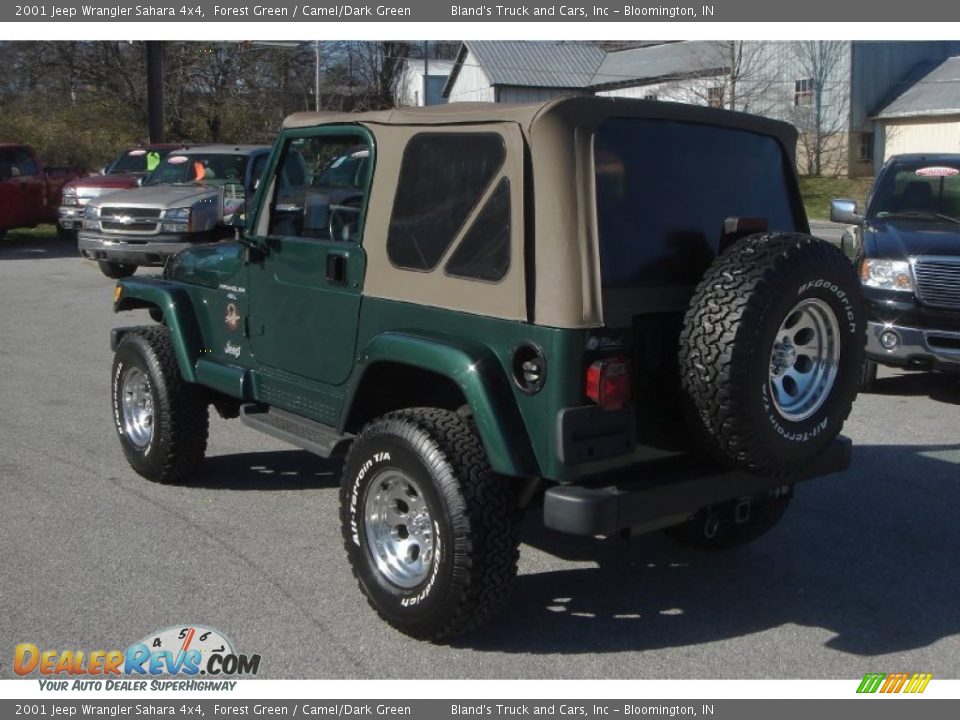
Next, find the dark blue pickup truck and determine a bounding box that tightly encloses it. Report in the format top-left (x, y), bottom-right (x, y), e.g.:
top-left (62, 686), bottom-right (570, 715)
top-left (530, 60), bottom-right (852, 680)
top-left (832, 153), bottom-right (960, 387)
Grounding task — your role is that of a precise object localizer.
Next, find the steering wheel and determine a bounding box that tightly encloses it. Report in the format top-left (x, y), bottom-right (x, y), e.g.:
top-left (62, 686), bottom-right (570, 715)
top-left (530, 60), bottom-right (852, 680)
top-left (328, 199), bottom-right (362, 242)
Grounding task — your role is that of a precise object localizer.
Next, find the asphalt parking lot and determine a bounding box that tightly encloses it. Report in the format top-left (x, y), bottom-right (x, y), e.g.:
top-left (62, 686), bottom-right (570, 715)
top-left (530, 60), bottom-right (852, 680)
top-left (1, 227), bottom-right (958, 680)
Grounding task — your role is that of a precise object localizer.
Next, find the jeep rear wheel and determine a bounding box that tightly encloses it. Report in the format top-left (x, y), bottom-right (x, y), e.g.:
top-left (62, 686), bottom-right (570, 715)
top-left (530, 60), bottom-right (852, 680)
top-left (679, 233), bottom-right (865, 474)
top-left (111, 327), bottom-right (209, 483)
top-left (99, 261), bottom-right (137, 279)
top-left (340, 408), bottom-right (520, 641)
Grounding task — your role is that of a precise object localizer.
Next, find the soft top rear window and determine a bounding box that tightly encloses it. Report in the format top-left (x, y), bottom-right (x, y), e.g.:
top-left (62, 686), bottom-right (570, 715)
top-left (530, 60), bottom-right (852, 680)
top-left (594, 118), bottom-right (800, 288)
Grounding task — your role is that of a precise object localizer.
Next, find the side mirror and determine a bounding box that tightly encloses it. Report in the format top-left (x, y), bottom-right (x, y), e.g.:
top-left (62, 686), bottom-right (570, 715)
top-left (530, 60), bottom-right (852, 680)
top-left (830, 198), bottom-right (863, 225)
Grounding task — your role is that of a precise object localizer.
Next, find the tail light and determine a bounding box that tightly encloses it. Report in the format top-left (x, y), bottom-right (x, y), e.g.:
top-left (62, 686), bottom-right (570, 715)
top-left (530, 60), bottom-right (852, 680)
top-left (586, 356), bottom-right (631, 411)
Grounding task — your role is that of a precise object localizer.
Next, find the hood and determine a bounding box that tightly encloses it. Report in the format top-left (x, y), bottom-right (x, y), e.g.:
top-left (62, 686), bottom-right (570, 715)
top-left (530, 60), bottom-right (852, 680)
top-left (65, 174), bottom-right (140, 192)
top-left (865, 219), bottom-right (960, 259)
top-left (89, 183), bottom-right (219, 209)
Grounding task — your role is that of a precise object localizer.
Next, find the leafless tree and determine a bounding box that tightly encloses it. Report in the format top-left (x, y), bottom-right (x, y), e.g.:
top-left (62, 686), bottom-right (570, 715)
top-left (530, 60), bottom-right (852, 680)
top-left (788, 41), bottom-right (848, 176)
top-left (651, 42), bottom-right (785, 115)
top-left (0, 41), bottom-right (419, 166)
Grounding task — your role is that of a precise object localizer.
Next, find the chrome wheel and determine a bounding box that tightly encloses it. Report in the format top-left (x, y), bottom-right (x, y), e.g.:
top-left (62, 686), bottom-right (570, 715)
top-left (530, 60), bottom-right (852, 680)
top-left (768, 298), bottom-right (841, 422)
top-left (364, 470), bottom-right (435, 589)
top-left (120, 367), bottom-right (154, 448)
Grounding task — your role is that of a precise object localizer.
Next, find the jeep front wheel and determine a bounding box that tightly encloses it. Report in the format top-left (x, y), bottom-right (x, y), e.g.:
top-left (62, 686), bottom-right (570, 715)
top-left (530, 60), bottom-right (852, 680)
top-left (340, 408), bottom-right (520, 641)
top-left (680, 233), bottom-right (865, 474)
top-left (111, 327), bottom-right (209, 483)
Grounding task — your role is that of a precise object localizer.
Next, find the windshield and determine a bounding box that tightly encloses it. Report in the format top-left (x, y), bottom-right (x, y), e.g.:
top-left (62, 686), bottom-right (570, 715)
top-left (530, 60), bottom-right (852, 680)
top-left (145, 153), bottom-right (249, 187)
top-left (312, 147), bottom-right (369, 189)
top-left (594, 118), bottom-right (800, 287)
top-left (868, 161), bottom-right (960, 222)
top-left (107, 148), bottom-right (169, 174)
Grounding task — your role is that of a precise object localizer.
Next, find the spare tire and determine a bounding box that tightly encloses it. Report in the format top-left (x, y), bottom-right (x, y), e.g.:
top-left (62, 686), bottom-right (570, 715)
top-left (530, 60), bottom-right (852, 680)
top-left (679, 233), bottom-right (865, 474)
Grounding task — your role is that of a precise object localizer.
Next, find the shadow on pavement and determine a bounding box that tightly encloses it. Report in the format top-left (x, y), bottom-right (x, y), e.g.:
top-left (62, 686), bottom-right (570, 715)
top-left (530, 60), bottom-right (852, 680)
top-left (453, 443), bottom-right (960, 658)
top-left (0, 227), bottom-right (78, 260)
top-left (868, 371), bottom-right (960, 405)
top-left (189, 450), bottom-right (342, 491)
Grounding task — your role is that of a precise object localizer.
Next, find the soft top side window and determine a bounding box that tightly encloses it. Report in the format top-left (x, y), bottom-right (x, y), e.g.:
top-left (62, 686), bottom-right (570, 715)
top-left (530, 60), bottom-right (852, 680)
top-left (387, 133), bottom-right (506, 272)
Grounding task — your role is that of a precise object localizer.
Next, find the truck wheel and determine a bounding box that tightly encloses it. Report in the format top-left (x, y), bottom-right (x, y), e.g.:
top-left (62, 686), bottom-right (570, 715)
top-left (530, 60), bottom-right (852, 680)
top-left (680, 233), bottom-right (865, 474)
top-left (859, 359), bottom-right (878, 392)
top-left (663, 487), bottom-right (792, 550)
top-left (99, 261), bottom-right (137, 279)
top-left (340, 408), bottom-right (520, 640)
top-left (56, 225), bottom-right (77, 242)
top-left (111, 327), bottom-right (209, 483)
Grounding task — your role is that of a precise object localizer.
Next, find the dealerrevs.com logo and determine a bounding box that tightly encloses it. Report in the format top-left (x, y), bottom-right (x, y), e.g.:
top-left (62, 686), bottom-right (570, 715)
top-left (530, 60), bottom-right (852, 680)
top-left (14, 625), bottom-right (260, 691)
top-left (857, 672), bottom-right (933, 694)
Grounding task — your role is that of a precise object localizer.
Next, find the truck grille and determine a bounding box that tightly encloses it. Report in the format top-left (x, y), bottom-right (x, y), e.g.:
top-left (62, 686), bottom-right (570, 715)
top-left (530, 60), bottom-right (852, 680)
top-left (100, 207), bottom-right (162, 233)
top-left (914, 258), bottom-right (960, 309)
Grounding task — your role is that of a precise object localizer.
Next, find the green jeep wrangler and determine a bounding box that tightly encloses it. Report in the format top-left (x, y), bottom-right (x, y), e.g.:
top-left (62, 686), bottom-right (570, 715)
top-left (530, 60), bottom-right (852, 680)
top-left (109, 97), bottom-right (865, 640)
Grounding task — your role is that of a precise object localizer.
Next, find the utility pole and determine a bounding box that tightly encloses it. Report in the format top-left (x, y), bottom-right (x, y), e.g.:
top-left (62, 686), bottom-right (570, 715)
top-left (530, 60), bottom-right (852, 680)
top-left (422, 40), bottom-right (428, 106)
top-left (146, 41), bottom-right (165, 142)
top-left (314, 40), bottom-right (321, 112)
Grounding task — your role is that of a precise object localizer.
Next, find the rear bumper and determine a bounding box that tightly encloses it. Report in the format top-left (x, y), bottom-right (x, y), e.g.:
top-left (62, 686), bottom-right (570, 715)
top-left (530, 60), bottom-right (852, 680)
top-left (543, 436), bottom-right (851, 536)
top-left (78, 231), bottom-right (191, 267)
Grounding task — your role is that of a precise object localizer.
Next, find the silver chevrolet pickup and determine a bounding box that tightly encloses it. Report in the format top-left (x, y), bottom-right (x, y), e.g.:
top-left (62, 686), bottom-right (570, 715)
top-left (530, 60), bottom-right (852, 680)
top-left (78, 144), bottom-right (272, 278)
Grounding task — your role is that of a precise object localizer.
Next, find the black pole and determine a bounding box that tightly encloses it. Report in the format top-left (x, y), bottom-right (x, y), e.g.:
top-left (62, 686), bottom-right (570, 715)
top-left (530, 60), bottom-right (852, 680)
top-left (146, 41), bottom-right (165, 143)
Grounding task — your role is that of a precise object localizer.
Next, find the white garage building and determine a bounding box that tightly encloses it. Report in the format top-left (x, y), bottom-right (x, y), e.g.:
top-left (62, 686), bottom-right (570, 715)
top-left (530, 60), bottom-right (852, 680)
top-left (875, 56), bottom-right (960, 163)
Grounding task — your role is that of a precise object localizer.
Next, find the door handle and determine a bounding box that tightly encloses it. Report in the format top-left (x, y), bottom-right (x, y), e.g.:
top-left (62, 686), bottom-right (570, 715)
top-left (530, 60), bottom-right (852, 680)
top-left (326, 253), bottom-right (347, 286)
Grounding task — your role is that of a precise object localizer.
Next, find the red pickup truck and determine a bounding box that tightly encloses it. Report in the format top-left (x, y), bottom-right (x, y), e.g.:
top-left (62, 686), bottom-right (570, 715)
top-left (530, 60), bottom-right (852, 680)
top-left (0, 143), bottom-right (86, 240)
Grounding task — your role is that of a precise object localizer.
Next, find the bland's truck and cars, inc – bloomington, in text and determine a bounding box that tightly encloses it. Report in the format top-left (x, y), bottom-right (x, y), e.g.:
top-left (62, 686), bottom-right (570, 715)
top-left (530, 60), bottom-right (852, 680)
top-left (107, 98), bottom-right (865, 639)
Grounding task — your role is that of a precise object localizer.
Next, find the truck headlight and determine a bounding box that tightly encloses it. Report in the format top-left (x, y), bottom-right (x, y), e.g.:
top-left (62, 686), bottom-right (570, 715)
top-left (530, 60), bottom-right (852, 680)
top-left (82, 204), bottom-right (101, 230)
top-left (859, 258), bottom-right (914, 292)
top-left (161, 207), bottom-right (191, 232)
top-left (61, 187), bottom-right (78, 206)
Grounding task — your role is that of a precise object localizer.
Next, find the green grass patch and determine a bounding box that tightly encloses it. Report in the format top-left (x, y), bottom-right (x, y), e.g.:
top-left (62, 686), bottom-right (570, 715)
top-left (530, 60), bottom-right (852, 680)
top-left (799, 176), bottom-right (874, 221)
top-left (2, 224), bottom-right (59, 241)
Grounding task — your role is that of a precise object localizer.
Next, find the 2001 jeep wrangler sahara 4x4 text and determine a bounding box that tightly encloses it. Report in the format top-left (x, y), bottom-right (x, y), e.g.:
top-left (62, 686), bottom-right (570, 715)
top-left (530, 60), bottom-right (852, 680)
top-left (108, 98), bottom-right (865, 640)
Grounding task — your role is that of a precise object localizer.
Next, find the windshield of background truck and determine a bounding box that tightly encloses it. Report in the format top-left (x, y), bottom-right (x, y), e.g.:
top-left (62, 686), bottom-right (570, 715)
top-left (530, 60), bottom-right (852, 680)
top-left (313, 148), bottom-right (369, 189)
top-left (868, 161), bottom-right (960, 221)
top-left (108, 148), bottom-right (171, 174)
top-left (145, 153), bottom-right (250, 187)
top-left (594, 118), bottom-right (798, 287)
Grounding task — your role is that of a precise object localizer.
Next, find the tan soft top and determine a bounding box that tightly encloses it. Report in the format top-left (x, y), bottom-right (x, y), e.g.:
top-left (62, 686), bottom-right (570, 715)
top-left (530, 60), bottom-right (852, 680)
top-left (283, 96), bottom-right (798, 151)
top-left (280, 96), bottom-right (801, 329)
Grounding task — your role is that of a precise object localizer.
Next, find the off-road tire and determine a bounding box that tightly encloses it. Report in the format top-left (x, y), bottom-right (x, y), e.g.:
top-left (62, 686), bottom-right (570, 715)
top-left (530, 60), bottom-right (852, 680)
top-left (679, 233), bottom-right (865, 474)
top-left (99, 260), bottom-right (137, 279)
top-left (111, 326), bottom-right (209, 483)
top-left (664, 487), bottom-right (793, 550)
top-left (340, 408), bottom-right (520, 641)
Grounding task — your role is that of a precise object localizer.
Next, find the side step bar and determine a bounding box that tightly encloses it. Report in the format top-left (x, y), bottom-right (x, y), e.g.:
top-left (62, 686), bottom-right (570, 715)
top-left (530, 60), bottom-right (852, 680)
top-left (239, 404), bottom-right (353, 458)
top-left (543, 436), bottom-right (852, 536)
